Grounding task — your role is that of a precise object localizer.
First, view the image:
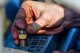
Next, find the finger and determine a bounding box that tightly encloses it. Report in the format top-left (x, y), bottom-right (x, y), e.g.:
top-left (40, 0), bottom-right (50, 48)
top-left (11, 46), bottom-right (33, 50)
top-left (37, 29), bottom-right (46, 34)
top-left (11, 8), bottom-right (26, 45)
top-left (14, 7), bottom-right (27, 29)
top-left (26, 22), bottom-right (42, 34)
top-left (11, 26), bottom-right (18, 39)
top-left (16, 8), bottom-right (26, 19)
top-left (21, 2), bottom-right (34, 24)
top-left (26, 15), bottom-right (48, 34)
top-left (15, 19), bottom-right (26, 29)
top-left (36, 23), bottom-right (64, 34)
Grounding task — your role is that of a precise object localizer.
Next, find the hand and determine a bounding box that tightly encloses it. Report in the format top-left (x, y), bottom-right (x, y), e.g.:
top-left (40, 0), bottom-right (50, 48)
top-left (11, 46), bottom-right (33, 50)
top-left (11, 1), bottom-right (80, 45)
top-left (21, 1), bottom-right (80, 34)
top-left (20, 1), bottom-right (65, 34)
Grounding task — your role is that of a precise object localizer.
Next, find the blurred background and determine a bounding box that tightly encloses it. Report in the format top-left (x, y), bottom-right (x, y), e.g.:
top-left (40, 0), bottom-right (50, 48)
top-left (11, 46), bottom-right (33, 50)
top-left (0, 0), bottom-right (80, 53)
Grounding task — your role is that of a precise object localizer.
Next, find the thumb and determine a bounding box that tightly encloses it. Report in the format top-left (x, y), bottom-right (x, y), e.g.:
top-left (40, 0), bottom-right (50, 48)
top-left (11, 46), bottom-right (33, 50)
top-left (26, 15), bottom-right (48, 34)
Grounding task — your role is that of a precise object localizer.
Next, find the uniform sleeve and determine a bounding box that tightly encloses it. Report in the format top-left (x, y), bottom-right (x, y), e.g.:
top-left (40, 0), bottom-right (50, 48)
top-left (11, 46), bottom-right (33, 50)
top-left (54, 0), bottom-right (80, 14)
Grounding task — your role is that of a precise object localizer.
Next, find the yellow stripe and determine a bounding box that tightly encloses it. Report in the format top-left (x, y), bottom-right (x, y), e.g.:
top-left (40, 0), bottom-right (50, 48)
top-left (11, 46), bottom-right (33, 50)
top-left (19, 34), bottom-right (27, 39)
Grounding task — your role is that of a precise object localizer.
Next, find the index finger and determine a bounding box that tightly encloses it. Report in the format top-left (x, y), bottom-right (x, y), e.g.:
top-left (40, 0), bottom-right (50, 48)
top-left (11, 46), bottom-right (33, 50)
top-left (21, 2), bottom-right (34, 25)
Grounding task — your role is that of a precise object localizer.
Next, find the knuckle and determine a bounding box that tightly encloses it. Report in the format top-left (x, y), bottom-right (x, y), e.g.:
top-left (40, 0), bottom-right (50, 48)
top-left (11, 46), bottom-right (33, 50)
top-left (42, 14), bottom-right (51, 22)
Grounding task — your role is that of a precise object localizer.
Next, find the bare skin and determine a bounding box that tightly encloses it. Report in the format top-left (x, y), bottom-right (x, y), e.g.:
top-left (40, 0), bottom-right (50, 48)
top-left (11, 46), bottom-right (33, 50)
top-left (11, 1), bottom-right (79, 45)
